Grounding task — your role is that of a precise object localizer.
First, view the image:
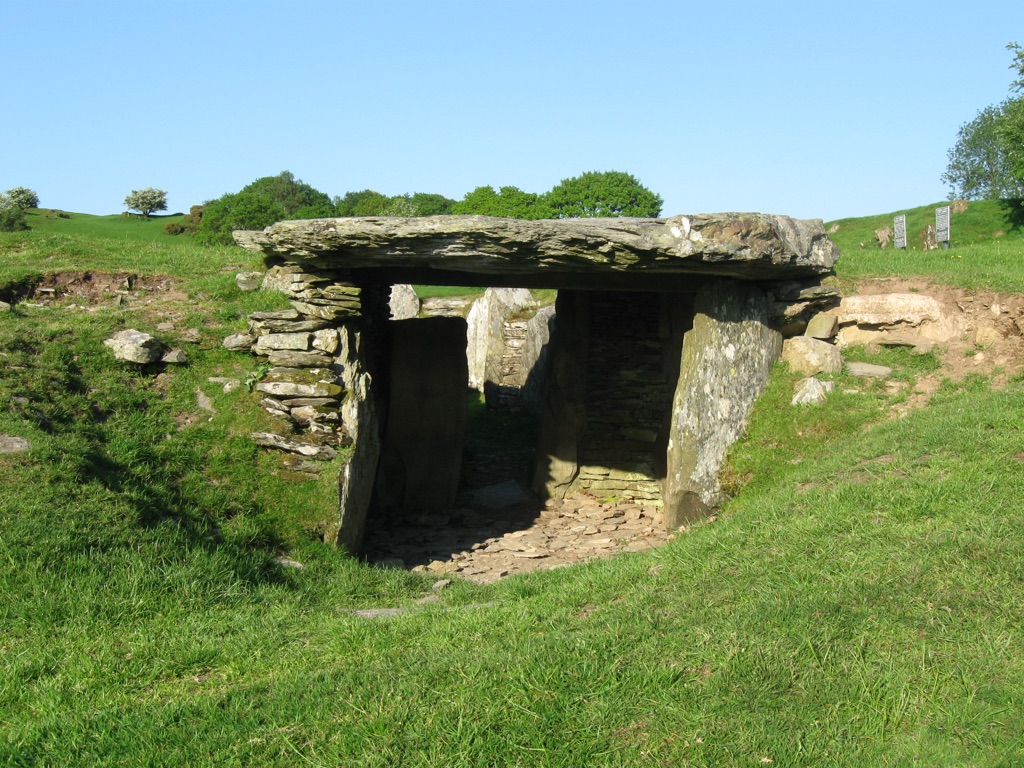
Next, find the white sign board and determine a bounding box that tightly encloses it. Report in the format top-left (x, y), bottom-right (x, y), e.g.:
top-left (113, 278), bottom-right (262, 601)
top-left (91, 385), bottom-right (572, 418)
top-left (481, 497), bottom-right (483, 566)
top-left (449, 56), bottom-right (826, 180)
top-left (936, 206), bottom-right (950, 244)
top-left (894, 214), bottom-right (907, 249)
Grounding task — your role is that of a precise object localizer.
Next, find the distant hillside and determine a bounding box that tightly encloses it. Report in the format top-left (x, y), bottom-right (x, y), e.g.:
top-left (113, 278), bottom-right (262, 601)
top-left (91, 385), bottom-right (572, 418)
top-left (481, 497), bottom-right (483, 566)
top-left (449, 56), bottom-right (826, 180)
top-left (20, 209), bottom-right (188, 245)
top-left (824, 198), bottom-right (1024, 255)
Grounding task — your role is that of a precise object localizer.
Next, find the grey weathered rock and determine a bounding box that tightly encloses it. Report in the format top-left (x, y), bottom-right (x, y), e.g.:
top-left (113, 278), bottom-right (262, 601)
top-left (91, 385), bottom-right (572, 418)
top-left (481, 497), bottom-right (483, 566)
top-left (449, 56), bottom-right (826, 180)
top-left (838, 294), bottom-right (944, 329)
top-left (782, 336), bottom-right (842, 376)
top-left (290, 404), bottom-right (340, 426)
top-left (845, 361), bottom-right (893, 378)
top-left (664, 280), bottom-right (782, 527)
top-left (0, 434), bottom-right (31, 454)
top-left (421, 297), bottom-right (473, 317)
top-left (256, 367), bottom-right (343, 398)
top-left (333, 325), bottom-right (382, 554)
top-left (466, 287), bottom-right (536, 391)
top-left (223, 333), bottom-right (256, 352)
top-left (208, 376), bottom-right (242, 393)
top-left (103, 329), bottom-right (165, 364)
top-left (835, 293), bottom-right (963, 347)
top-left (196, 388), bottom-right (216, 413)
top-left (161, 349), bottom-right (187, 365)
top-left (249, 431), bottom-right (339, 460)
top-left (267, 350), bottom-right (334, 368)
top-left (805, 312), bottom-right (838, 339)
top-left (234, 213), bottom-right (839, 285)
top-left (0, 301), bottom-right (12, 313)
top-left (389, 284), bottom-right (421, 320)
top-left (254, 332), bottom-right (312, 354)
top-left (792, 377), bottom-right (835, 405)
top-left (520, 304), bottom-right (556, 414)
top-left (235, 271), bottom-right (264, 291)
top-left (311, 329), bottom-right (340, 354)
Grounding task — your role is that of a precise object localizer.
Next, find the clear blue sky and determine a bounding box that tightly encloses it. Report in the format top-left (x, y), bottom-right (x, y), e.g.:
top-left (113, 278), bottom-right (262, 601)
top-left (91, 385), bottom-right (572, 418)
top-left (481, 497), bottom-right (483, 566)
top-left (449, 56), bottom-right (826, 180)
top-left (3, 0), bottom-right (1022, 222)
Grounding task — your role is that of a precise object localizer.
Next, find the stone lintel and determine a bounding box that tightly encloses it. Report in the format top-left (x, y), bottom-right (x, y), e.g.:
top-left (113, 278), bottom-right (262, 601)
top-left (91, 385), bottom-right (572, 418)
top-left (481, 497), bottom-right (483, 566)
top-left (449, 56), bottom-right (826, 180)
top-left (234, 213), bottom-right (838, 286)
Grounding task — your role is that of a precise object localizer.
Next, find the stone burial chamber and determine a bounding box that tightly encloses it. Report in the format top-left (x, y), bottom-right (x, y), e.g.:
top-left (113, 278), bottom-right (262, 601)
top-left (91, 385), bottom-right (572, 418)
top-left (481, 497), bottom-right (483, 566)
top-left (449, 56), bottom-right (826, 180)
top-left (233, 213), bottom-right (840, 554)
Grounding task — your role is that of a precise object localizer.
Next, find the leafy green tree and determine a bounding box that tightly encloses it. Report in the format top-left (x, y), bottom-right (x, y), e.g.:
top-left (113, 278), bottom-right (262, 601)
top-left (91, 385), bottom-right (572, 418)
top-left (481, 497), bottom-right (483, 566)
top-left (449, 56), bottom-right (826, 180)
top-left (196, 171), bottom-right (334, 244)
top-left (452, 185), bottom-right (554, 219)
top-left (6, 187), bottom-right (39, 209)
top-left (545, 171), bottom-right (662, 218)
top-left (195, 192), bottom-right (285, 245)
top-left (242, 171), bottom-right (334, 217)
top-left (1002, 42), bottom-right (1024, 184)
top-left (124, 188), bottom-right (168, 218)
top-left (942, 104), bottom-right (1024, 199)
top-left (409, 192), bottom-right (455, 216)
top-left (943, 43), bottom-right (1024, 200)
top-left (334, 189), bottom-right (456, 217)
top-left (0, 193), bottom-right (29, 232)
top-left (334, 189), bottom-right (392, 216)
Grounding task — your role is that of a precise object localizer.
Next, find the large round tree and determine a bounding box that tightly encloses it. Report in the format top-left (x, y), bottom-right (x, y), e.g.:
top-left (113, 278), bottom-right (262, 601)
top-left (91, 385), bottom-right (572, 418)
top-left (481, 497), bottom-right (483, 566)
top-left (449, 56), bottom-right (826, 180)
top-left (545, 171), bottom-right (663, 218)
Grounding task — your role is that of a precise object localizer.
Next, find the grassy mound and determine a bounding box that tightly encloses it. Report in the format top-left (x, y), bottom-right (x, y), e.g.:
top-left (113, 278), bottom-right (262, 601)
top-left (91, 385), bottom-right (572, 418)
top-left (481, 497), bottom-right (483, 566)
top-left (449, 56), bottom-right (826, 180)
top-left (1, 206), bottom-right (1023, 764)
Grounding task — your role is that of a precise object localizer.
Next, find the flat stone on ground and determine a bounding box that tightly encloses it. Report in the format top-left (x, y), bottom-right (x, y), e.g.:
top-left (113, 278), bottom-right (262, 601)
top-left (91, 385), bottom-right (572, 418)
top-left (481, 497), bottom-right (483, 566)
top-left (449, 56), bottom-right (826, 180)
top-left (846, 361), bottom-right (893, 378)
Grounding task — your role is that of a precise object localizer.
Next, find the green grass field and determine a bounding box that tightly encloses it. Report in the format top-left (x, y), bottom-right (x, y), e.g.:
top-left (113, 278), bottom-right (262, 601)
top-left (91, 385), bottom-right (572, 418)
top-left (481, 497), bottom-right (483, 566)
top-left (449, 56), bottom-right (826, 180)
top-left (2, 205), bottom-right (1024, 765)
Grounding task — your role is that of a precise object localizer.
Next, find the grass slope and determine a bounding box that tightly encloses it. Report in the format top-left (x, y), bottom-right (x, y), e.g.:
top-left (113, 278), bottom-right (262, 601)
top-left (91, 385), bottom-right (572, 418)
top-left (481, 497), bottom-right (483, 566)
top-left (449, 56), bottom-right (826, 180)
top-left (827, 198), bottom-right (1024, 292)
top-left (1, 208), bottom-right (1023, 765)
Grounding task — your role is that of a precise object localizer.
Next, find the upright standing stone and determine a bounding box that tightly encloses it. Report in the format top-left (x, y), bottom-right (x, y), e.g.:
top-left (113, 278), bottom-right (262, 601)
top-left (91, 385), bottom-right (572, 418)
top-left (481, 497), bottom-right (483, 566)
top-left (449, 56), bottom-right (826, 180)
top-left (375, 317), bottom-right (469, 514)
top-left (664, 280), bottom-right (782, 527)
top-left (532, 291), bottom-right (591, 500)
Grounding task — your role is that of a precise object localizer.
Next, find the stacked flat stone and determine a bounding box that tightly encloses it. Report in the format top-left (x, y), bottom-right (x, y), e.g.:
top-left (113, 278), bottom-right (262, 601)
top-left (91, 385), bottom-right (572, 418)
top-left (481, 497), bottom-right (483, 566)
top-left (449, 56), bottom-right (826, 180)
top-left (766, 279), bottom-right (842, 336)
top-left (223, 264), bottom-right (368, 463)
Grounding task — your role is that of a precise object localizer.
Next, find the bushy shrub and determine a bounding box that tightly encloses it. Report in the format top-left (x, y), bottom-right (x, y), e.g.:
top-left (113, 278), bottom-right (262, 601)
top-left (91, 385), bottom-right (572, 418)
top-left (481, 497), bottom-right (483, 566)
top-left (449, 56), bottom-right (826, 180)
top-left (164, 221), bottom-right (186, 235)
top-left (0, 194), bottom-right (29, 232)
top-left (197, 171), bottom-right (332, 245)
top-left (181, 205), bottom-right (203, 235)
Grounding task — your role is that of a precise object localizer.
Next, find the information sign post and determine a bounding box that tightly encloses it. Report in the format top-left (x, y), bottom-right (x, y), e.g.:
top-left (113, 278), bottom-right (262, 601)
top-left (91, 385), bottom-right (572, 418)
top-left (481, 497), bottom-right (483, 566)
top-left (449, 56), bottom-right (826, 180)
top-left (894, 214), bottom-right (907, 250)
top-left (936, 206), bottom-right (951, 249)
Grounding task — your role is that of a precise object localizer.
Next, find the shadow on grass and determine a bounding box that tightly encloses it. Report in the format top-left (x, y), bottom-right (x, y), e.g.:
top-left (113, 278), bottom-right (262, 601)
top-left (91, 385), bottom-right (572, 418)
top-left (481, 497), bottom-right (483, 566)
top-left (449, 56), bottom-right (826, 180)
top-left (998, 197), bottom-right (1024, 231)
top-left (0, 328), bottom-right (289, 589)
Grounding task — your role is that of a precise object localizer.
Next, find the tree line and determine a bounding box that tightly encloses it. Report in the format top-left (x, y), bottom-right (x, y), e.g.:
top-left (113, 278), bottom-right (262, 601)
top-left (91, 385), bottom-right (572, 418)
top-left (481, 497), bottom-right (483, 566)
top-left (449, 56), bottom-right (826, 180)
top-left (187, 170), bottom-right (663, 245)
top-left (943, 43), bottom-right (1024, 201)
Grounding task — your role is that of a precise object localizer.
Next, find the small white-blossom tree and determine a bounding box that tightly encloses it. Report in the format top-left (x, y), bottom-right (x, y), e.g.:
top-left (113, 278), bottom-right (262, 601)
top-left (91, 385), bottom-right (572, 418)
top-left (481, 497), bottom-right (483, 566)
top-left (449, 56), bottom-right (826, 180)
top-left (5, 187), bottom-right (39, 209)
top-left (124, 188), bottom-right (168, 218)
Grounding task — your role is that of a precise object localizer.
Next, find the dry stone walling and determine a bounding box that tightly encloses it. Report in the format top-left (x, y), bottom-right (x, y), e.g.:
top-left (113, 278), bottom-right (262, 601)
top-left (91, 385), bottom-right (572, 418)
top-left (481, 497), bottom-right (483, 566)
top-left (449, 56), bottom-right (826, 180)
top-left (231, 213), bottom-right (840, 552)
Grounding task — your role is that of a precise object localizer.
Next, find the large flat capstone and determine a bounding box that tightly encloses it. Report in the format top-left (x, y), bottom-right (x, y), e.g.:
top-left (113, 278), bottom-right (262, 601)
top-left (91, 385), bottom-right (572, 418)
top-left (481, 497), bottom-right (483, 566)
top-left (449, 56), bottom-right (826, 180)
top-left (234, 213), bottom-right (838, 286)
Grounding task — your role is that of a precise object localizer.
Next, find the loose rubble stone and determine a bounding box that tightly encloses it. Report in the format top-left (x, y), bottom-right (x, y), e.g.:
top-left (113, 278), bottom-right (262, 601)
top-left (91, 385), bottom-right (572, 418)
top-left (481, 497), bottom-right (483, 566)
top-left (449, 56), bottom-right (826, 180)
top-left (363, 493), bottom-right (670, 584)
top-left (161, 349), bottom-right (187, 365)
top-left (0, 301), bottom-right (12, 312)
top-left (782, 336), bottom-right (842, 376)
top-left (103, 329), bottom-right (165, 364)
top-left (235, 271), bottom-right (264, 291)
top-left (208, 376), bottom-right (242, 393)
top-left (976, 327), bottom-right (1002, 347)
top-left (223, 333), bottom-right (256, 352)
top-left (792, 377), bottom-right (835, 405)
top-left (805, 312), bottom-right (838, 339)
top-left (249, 432), bottom-right (339, 460)
top-left (196, 388), bottom-right (216, 413)
top-left (0, 434), bottom-right (31, 454)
